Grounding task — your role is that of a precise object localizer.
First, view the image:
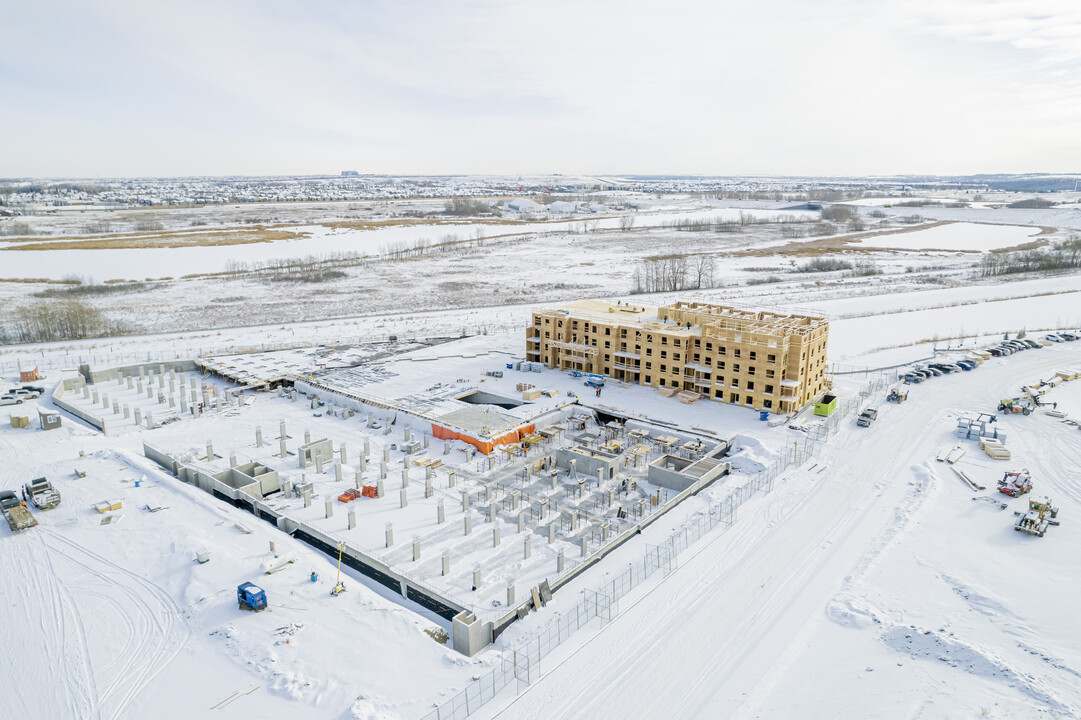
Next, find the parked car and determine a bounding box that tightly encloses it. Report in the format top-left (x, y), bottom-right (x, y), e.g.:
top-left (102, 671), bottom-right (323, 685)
top-left (1023, 339), bottom-right (1041, 349)
top-left (1060, 332), bottom-right (1079, 341)
top-left (10, 388), bottom-right (39, 400)
top-left (1003, 341), bottom-right (1026, 351)
top-left (0, 395), bottom-right (24, 406)
top-left (20, 385), bottom-right (45, 394)
top-left (1045, 334), bottom-right (1065, 343)
top-left (903, 372), bottom-right (924, 384)
top-left (957, 360), bottom-right (976, 370)
top-left (988, 347), bottom-right (1004, 357)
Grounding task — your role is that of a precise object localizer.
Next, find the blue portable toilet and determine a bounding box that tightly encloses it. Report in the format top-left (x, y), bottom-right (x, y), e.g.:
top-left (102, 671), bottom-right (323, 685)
top-left (237, 582), bottom-right (267, 612)
top-left (760, 411), bottom-right (770, 421)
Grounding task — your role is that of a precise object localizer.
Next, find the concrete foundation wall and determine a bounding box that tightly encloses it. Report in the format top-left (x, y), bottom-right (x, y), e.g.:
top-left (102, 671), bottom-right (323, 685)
top-left (51, 375), bottom-right (108, 433)
top-left (82, 359), bottom-right (197, 385)
top-left (555, 446), bottom-right (619, 478)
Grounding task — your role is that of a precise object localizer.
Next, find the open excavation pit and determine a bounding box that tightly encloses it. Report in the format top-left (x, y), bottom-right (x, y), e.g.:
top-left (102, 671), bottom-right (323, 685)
top-left (137, 342), bottom-right (732, 655)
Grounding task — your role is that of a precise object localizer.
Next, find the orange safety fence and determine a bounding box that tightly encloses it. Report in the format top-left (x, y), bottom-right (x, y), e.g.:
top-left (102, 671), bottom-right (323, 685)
top-left (430, 423), bottom-right (536, 455)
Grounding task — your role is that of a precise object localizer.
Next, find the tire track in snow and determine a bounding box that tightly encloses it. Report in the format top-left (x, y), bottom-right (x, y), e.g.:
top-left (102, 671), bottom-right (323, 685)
top-left (40, 530), bottom-right (192, 720)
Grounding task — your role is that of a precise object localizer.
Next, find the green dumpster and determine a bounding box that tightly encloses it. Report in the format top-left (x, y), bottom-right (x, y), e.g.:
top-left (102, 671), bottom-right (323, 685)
top-left (814, 393), bottom-right (837, 416)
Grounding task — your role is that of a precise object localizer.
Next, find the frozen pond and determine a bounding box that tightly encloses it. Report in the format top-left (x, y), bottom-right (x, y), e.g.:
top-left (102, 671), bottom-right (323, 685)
top-left (854, 222), bottom-right (1038, 251)
top-left (0, 207), bottom-right (814, 280)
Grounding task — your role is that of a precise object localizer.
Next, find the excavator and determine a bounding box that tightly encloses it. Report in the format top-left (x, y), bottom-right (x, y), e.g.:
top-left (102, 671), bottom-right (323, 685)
top-left (998, 469), bottom-right (1032, 497)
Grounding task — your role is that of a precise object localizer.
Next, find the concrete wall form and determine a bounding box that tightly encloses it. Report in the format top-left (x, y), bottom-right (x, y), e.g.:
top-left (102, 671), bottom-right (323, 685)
top-left (139, 440), bottom-right (487, 654)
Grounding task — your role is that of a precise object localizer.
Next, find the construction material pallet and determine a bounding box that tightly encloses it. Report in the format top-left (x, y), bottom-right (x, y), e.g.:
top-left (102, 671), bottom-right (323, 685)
top-left (979, 437), bottom-right (1011, 460)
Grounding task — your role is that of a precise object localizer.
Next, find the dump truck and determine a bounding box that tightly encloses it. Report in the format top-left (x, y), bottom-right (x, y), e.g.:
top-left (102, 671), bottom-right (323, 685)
top-left (856, 407), bottom-right (879, 427)
top-left (23, 477), bottom-right (61, 510)
top-left (1, 490), bottom-right (37, 532)
top-left (237, 581), bottom-right (267, 612)
top-left (887, 387), bottom-right (908, 403)
top-left (1014, 496), bottom-right (1060, 537)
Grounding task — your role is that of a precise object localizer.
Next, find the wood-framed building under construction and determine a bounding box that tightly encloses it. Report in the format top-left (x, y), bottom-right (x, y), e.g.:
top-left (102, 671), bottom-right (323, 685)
top-left (526, 300), bottom-right (829, 414)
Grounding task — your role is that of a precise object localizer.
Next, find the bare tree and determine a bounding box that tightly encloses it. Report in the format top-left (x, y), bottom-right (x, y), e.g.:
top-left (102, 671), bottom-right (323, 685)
top-left (619, 214), bottom-right (636, 231)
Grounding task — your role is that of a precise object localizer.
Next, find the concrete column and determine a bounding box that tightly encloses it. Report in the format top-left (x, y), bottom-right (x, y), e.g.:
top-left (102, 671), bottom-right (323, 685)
top-left (327, 403), bottom-right (334, 417)
top-left (488, 503), bottom-right (496, 523)
top-left (256, 426), bottom-right (263, 447)
top-left (425, 465), bottom-right (433, 481)
top-left (488, 456), bottom-right (496, 471)
top-left (103, 392), bottom-right (110, 408)
top-left (180, 397), bottom-right (187, 414)
top-left (325, 499), bottom-right (334, 518)
top-left (311, 396), bottom-right (318, 410)
top-left (380, 461), bottom-right (387, 479)
top-left (413, 536), bottom-right (421, 562)
top-left (558, 548), bottom-right (565, 573)
top-left (472, 566), bottom-right (481, 591)
top-left (444, 441), bottom-right (450, 455)
top-left (404, 426), bottom-right (411, 441)
top-left (339, 444), bottom-right (347, 465)
top-left (112, 401), bottom-right (119, 415)
top-left (193, 402), bottom-right (201, 418)
top-left (423, 433), bottom-right (430, 449)
top-left (376, 479), bottom-right (384, 498)
top-left (385, 523), bottom-right (394, 548)
top-left (518, 512), bottom-right (526, 533)
top-left (348, 509), bottom-right (356, 530)
top-left (334, 462), bottom-right (343, 482)
top-left (442, 551), bottom-right (450, 577)
top-left (437, 500), bottom-right (445, 524)
top-left (146, 412), bottom-right (154, 429)
top-left (524, 535), bottom-right (532, 559)
top-left (315, 455), bottom-right (324, 473)
top-left (425, 477), bottom-right (433, 498)
top-left (493, 527), bottom-right (501, 547)
top-left (597, 469), bottom-right (604, 487)
top-left (82, 387), bottom-right (90, 399)
top-left (134, 408), bottom-right (142, 425)
top-left (581, 535), bottom-right (588, 557)
top-left (139, 366), bottom-right (145, 379)
top-left (400, 488), bottom-right (408, 508)
top-left (383, 447), bottom-right (390, 463)
top-left (507, 580), bottom-right (515, 606)
top-left (229, 452), bottom-right (237, 468)
top-left (547, 522), bottom-right (556, 543)
top-left (169, 377), bottom-right (175, 393)
top-left (464, 515), bottom-right (472, 536)
top-left (92, 390), bottom-right (99, 404)
top-left (363, 439), bottom-right (370, 457)
top-left (462, 492), bottom-right (470, 512)
top-left (158, 374), bottom-right (165, 388)
top-left (304, 430), bottom-right (311, 444)
top-left (279, 420), bottom-right (287, 439)
top-left (355, 470), bottom-right (363, 488)
top-left (359, 453), bottom-right (366, 472)
top-left (280, 438), bottom-right (287, 458)
top-left (147, 386), bottom-right (154, 399)
top-left (401, 466), bottom-right (409, 488)
top-left (168, 396), bottom-right (175, 409)
top-left (281, 479), bottom-right (291, 498)
top-left (448, 471), bottom-right (456, 488)
top-left (126, 377), bottom-right (133, 390)
top-left (303, 490), bottom-right (312, 508)
top-left (206, 440), bottom-right (214, 460)
top-left (123, 406), bottom-right (130, 419)
top-left (552, 474), bottom-right (558, 491)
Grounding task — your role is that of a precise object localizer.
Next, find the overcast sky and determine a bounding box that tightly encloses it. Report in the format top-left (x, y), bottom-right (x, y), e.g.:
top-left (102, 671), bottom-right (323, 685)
top-left (3, 0), bottom-right (1080, 178)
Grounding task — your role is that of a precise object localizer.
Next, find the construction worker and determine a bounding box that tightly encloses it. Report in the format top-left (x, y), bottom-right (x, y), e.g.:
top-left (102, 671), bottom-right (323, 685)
top-left (595, 385), bottom-right (602, 397)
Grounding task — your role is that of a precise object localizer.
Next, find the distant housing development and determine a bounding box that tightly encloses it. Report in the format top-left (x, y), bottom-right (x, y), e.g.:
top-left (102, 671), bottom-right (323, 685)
top-left (527, 300), bottom-right (829, 413)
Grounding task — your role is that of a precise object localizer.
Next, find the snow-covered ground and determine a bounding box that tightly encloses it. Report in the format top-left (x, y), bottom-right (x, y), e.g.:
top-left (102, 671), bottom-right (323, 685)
top-left (4, 192), bottom-right (1081, 720)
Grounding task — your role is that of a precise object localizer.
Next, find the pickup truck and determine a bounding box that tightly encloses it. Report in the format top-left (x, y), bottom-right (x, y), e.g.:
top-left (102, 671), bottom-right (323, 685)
top-left (1, 490), bottom-right (38, 531)
top-left (857, 407), bottom-right (879, 427)
top-left (24, 477), bottom-right (61, 510)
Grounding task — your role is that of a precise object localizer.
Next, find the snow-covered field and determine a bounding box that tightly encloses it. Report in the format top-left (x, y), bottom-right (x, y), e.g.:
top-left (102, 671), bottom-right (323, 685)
top-left (4, 193), bottom-right (1081, 720)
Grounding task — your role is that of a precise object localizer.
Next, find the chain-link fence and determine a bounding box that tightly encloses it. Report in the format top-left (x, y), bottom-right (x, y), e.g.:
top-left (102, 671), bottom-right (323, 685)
top-left (421, 368), bottom-right (889, 720)
top-left (0, 325), bottom-right (524, 376)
